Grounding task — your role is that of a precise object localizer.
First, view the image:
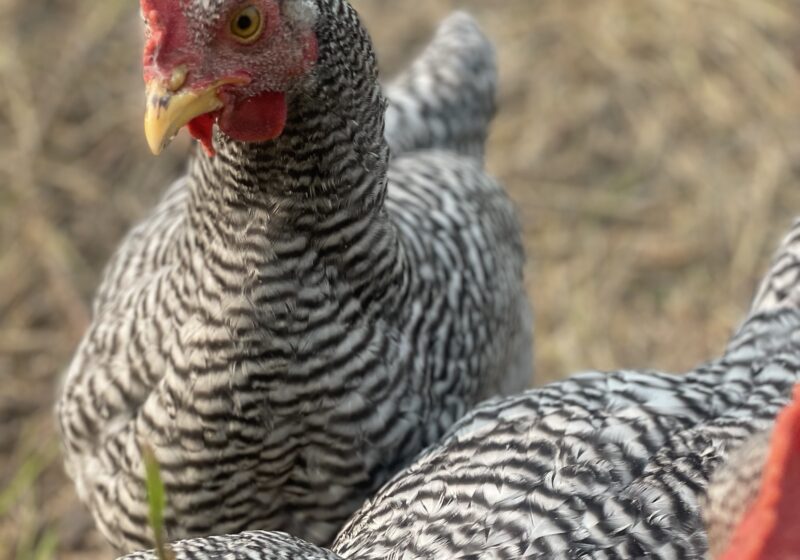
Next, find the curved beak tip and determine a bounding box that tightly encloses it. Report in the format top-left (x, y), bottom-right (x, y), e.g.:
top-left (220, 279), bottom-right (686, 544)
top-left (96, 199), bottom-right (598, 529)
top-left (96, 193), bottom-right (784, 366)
top-left (144, 114), bottom-right (168, 156)
top-left (143, 80), bottom-right (224, 156)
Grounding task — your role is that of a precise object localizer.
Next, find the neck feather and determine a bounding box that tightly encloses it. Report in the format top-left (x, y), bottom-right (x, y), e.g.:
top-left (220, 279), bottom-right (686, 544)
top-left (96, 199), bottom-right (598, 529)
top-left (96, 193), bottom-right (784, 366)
top-left (181, 0), bottom-right (408, 308)
top-left (188, 0), bottom-right (387, 230)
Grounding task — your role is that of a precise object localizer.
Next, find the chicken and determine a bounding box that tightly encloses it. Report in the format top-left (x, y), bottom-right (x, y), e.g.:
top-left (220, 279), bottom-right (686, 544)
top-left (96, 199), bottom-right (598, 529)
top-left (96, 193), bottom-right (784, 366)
top-left (704, 384), bottom-right (800, 560)
top-left (114, 217), bottom-right (800, 557)
top-left (56, 0), bottom-right (532, 552)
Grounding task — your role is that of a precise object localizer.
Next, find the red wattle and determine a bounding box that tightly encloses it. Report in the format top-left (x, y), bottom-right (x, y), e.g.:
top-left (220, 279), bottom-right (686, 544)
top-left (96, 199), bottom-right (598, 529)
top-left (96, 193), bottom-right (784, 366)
top-left (218, 91), bottom-right (288, 145)
top-left (188, 113), bottom-right (217, 156)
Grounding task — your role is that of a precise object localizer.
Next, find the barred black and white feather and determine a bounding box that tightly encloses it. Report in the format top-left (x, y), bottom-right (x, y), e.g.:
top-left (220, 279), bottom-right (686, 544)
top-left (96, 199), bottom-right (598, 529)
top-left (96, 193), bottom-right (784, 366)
top-left (119, 205), bottom-right (800, 557)
top-left (384, 12), bottom-right (497, 161)
top-left (57, 1), bottom-right (531, 552)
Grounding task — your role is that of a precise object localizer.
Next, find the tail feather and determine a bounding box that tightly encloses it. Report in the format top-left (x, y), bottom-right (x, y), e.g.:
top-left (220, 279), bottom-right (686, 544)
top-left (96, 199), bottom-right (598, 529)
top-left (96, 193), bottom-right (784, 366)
top-left (384, 12), bottom-right (497, 162)
top-left (749, 217), bottom-right (800, 315)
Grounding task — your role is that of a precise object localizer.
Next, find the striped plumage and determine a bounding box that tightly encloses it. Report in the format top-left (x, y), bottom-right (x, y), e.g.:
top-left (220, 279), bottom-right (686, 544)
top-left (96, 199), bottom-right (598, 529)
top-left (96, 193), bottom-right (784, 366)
top-left (56, 2), bottom-right (532, 552)
top-left (118, 225), bottom-right (800, 555)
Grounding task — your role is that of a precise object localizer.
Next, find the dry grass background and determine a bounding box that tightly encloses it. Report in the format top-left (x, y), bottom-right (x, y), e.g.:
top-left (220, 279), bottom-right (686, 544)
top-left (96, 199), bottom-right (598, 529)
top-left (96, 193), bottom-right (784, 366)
top-left (1, 0), bottom-right (800, 558)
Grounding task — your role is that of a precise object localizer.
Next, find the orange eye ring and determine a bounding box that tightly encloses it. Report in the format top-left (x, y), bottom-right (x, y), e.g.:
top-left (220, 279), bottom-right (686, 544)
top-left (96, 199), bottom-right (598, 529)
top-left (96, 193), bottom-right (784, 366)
top-left (230, 5), bottom-right (263, 44)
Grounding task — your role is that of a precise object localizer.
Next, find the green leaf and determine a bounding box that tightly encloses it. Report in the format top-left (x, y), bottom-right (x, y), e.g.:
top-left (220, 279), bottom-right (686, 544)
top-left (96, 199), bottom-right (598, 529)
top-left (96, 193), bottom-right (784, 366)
top-left (142, 444), bottom-right (175, 560)
top-left (30, 529), bottom-right (58, 560)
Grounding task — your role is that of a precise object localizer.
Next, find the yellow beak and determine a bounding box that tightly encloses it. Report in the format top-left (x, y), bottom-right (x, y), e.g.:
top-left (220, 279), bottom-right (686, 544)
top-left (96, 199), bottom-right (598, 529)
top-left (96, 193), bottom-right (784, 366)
top-left (144, 70), bottom-right (247, 155)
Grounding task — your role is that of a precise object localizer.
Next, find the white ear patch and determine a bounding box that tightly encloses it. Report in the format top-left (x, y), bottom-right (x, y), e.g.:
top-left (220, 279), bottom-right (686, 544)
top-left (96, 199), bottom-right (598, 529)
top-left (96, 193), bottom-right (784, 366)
top-left (283, 0), bottom-right (319, 29)
top-left (192, 0), bottom-right (225, 13)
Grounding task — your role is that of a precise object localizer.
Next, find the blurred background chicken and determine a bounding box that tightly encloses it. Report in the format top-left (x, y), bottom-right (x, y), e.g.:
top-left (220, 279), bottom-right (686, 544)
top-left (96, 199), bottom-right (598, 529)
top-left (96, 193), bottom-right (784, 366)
top-left (1, 0), bottom-right (800, 558)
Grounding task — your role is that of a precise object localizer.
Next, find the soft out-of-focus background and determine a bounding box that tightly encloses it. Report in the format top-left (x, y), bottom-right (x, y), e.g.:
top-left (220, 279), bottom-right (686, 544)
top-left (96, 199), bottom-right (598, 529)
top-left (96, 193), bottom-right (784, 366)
top-left (1, 0), bottom-right (800, 557)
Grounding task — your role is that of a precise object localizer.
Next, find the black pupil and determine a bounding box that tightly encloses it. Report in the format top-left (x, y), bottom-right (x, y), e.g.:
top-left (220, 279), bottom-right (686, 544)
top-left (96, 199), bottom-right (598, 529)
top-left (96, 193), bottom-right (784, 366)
top-left (237, 14), bottom-right (252, 31)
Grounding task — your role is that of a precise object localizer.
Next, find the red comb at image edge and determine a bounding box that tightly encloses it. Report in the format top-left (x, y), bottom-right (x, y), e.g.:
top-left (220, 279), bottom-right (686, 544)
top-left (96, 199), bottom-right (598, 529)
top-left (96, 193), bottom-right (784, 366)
top-left (721, 385), bottom-right (800, 560)
top-left (140, 0), bottom-right (188, 73)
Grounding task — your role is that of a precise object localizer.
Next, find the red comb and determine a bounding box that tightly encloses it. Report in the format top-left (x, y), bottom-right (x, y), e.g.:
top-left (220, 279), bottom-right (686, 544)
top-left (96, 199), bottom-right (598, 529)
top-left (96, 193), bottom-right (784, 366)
top-left (140, 0), bottom-right (174, 37)
top-left (721, 385), bottom-right (800, 560)
top-left (140, 0), bottom-right (189, 77)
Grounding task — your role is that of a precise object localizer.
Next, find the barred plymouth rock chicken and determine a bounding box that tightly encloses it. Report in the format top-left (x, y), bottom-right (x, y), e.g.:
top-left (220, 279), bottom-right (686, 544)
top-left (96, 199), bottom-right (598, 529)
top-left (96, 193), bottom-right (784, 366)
top-left (56, 0), bottom-right (532, 552)
top-left (116, 216), bottom-right (800, 560)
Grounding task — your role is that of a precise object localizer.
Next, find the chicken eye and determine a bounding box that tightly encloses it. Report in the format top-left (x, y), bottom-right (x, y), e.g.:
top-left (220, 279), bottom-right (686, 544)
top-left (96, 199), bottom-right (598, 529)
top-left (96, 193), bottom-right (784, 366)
top-left (230, 5), bottom-right (263, 43)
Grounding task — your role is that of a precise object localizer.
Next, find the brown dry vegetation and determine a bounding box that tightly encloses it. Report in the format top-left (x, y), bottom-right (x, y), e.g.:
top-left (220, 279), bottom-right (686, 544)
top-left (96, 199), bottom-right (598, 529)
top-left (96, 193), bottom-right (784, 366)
top-left (1, 0), bottom-right (800, 558)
